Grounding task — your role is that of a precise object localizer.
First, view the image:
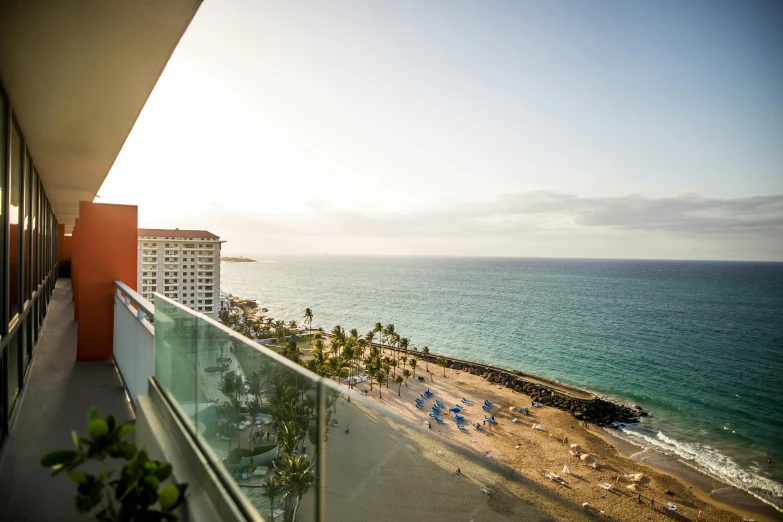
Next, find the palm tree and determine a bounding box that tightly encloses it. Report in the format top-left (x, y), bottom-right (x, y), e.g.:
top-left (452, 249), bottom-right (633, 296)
top-left (400, 337), bottom-right (409, 355)
top-left (409, 358), bottom-right (417, 377)
top-left (276, 454), bottom-right (315, 522)
top-left (422, 346), bottom-right (430, 370)
top-left (247, 371), bottom-right (265, 405)
top-left (330, 325), bottom-right (345, 357)
top-left (437, 356), bottom-right (448, 377)
top-left (394, 375), bottom-right (403, 395)
top-left (220, 396), bottom-right (245, 452)
top-left (403, 369), bottom-right (411, 387)
top-left (303, 308), bottom-right (313, 338)
top-left (288, 319), bottom-right (297, 332)
top-left (373, 322), bottom-right (383, 351)
top-left (374, 371), bottom-right (385, 399)
top-left (390, 358), bottom-right (398, 377)
top-left (248, 398), bottom-right (263, 441)
top-left (400, 355), bottom-right (408, 369)
top-left (219, 371), bottom-right (243, 402)
top-left (261, 476), bottom-right (285, 522)
top-left (278, 421), bottom-right (304, 456)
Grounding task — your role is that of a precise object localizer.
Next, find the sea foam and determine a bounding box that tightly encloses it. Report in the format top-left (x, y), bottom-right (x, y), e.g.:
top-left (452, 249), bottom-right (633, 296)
top-left (616, 425), bottom-right (783, 512)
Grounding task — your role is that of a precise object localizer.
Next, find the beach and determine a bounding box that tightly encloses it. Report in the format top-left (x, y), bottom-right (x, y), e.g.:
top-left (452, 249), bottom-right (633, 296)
top-left (316, 358), bottom-right (783, 522)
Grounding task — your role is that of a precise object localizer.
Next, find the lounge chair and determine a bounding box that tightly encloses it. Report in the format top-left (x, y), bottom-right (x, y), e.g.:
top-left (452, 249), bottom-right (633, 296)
top-left (435, 400), bottom-right (444, 407)
top-left (531, 401), bottom-right (541, 407)
top-left (472, 423), bottom-right (482, 429)
top-left (435, 417), bottom-right (444, 423)
top-left (457, 424), bottom-right (467, 431)
top-left (598, 483), bottom-right (613, 490)
top-left (454, 414), bottom-right (465, 421)
top-left (417, 376), bottom-right (425, 382)
top-left (461, 398), bottom-right (471, 404)
top-left (429, 412), bottom-right (438, 418)
top-left (449, 406), bottom-right (462, 413)
top-left (415, 404), bottom-right (424, 409)
top-left (484, 400), bottom-right (493, 406)
top-left (482, 405), bottom-right (492, 411)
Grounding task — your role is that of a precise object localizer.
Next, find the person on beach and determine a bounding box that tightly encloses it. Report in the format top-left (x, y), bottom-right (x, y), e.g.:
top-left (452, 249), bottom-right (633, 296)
top-left (456, 468), bottom-right (461, 475)
top-left (345, 424), bottom-right (350, 434)
top-left (651, 498), bottom-right (655, 509)
top-left (637, 493), bottom-right (641, 503)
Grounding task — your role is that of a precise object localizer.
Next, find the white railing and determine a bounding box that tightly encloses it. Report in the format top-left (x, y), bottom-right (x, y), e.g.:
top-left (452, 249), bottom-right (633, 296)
top-left (113, 281), bottom-right (155, 408)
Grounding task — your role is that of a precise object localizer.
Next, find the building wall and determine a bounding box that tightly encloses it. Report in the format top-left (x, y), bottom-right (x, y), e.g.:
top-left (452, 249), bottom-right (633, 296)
top-left (1, 84), bottom-right (60, 449)
top-left (137, 234), bottom-right (220, 319)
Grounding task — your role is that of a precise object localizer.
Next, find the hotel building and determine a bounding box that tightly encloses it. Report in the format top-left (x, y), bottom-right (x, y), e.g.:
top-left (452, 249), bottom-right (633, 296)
top-left (138, 228), bottom-right (221, 319)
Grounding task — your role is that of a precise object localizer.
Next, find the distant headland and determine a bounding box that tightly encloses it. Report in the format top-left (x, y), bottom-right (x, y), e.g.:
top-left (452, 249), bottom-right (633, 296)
top-left (222, 256), bottom-right (257, 263)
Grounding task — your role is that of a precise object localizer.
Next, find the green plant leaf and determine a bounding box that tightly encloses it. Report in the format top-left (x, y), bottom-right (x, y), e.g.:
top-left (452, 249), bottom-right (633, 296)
top-left (119, 424), bottom-right (136, 438)
top-left (87, 407), bottom-right (101, 424)
top-left (41, 450), bottom-right (78, 470)
top-left (153, 462), bottom-right (172, 481)
top-left (67, 471), bottom-right (87, 484)
top-left (71, 430), bottom-right (81, 451)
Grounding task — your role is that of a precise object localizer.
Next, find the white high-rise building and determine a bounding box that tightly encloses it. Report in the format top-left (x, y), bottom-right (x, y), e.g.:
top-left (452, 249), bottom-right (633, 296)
top-left (137, 229), bottom-right (222, 319)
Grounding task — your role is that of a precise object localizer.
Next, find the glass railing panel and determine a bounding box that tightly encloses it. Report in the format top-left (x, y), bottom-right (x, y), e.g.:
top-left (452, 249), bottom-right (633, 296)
top-left (155, 295), bottom-right (321, 522)
top-left (153, 295), bottom-right (199, 435)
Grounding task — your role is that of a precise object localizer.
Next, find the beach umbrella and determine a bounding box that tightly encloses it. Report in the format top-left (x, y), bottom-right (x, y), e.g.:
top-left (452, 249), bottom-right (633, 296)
top-left (626, 483), bottom-right (642, 492)
top-left (580, 454), bottom-right (595, 464)
top-left (632, 473), bottom-right (651, 484)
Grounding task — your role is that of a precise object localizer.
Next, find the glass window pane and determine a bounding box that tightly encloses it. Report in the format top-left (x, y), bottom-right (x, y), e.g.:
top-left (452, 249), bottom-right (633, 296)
top-left (22, 153), bottom-right (30, 302)
top-left (9, 123), bottom-right (20, 321)
top-left (31, 172), bottom-right (37, 288)
top-left (0, 95), bottom-right (4, 304)
top-left (6, 333), bottom-right (19, 409)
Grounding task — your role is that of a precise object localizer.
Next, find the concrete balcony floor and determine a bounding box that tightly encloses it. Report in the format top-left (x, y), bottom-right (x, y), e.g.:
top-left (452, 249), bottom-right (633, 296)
top-left (0, 279), bottom-right (134, 521)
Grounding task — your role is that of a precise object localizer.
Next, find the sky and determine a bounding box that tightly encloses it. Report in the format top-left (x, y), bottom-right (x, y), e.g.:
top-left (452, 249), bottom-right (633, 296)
top-left (97, 0), bottom-right (783, 260)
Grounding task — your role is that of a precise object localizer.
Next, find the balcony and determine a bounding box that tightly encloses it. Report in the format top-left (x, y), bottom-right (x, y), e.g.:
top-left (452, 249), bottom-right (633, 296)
top-left (5, 267), bottom-right (588, 522)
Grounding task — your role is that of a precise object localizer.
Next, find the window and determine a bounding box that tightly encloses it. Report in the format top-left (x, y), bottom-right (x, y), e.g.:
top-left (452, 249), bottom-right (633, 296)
top-left (9, 121), bottom-right (21, 320)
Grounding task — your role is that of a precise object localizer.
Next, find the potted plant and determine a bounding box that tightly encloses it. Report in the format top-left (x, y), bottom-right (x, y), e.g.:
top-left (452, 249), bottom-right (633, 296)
top-left (41, 407), bottom-right (188, 521)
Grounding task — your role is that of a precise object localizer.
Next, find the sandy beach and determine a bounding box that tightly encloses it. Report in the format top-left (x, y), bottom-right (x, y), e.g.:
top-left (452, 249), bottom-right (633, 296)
top-left (312, 359), bottom-right (782, 522)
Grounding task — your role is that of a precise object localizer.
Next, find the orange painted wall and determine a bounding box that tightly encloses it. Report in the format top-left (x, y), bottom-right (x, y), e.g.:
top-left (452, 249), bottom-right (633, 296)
top-left (57, 224), bottom-right (72, 263)
top-left (72, 219), bottom-right (80, 320)
top-left (75, 202), bottom-right (138, 362)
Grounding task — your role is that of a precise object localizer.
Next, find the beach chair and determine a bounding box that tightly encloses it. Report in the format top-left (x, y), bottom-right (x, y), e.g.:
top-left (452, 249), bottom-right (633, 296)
top-left (449, 406), bottom-right (461, 413)
top-left (454, 415), bottom-right (465, 422)
top-left (518, 407), bottom-right (528, 414)
top-left (457, 424), bottom-right (467, 431)
top-left (598, 483), bottom-right (613, 490)
top-left (429, 412), bottom-right (438, 418)
top-left (531, 401), bottom-right (541, 407)
top-left (435, 417), bottom-right (445, 423)
top-left (415, 404), bottom-right (424, 409)
top-left (472, 423), bottom-right (482, 429)
top-left (435, 400), bottom-right (444, 407)
top-left (418, 376), bottom-right (425, 382)
top-left (461, 398), bottom-right (471, 404)
top-left (484, 400), bottom-right (493, 406)
top-left (484, 416), bottom-right (497, 424)
top-left (482, 405), bottom-right (492, 412)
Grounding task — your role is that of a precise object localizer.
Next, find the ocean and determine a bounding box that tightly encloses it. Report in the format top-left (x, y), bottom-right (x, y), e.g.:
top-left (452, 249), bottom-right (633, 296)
top-left (221, 256), bottom-right (783, 510)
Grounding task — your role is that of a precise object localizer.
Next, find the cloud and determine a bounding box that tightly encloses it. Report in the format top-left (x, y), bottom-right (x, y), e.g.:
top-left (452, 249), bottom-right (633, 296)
top-left (250, 191), bottom-right (783, 236)
top-left (203, 191), bottom-right (783, 260)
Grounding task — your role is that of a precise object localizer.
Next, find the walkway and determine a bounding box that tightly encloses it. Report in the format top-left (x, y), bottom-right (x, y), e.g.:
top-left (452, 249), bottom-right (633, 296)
top-left (0, 279), bottom-right (133, 521)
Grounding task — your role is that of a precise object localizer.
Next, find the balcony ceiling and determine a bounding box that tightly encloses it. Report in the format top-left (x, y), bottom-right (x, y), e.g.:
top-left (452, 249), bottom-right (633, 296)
top-left (0, 0), bottom-right (202, 232)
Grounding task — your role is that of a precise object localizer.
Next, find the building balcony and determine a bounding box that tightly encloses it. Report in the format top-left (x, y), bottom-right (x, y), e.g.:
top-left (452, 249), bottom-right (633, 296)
top-left (1, 278), bottom-right (572, 522)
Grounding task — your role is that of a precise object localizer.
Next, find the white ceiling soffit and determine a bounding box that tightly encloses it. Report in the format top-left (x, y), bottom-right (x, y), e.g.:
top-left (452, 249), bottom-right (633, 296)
top-left (0, 0), bottom-right (202, 231)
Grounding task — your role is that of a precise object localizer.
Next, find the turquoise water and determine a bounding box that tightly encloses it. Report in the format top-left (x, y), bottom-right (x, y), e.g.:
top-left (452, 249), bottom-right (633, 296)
top-left (221, 256), bottom-right (783, 509)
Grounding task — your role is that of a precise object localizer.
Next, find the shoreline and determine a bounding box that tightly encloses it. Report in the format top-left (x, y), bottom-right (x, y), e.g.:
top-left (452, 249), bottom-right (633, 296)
top-left (592, 426), bottom-right (783, 521)
top-left (221, 292), bottom-right (782, 519)
top-left (344, 362), bottom-right (783, 521)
